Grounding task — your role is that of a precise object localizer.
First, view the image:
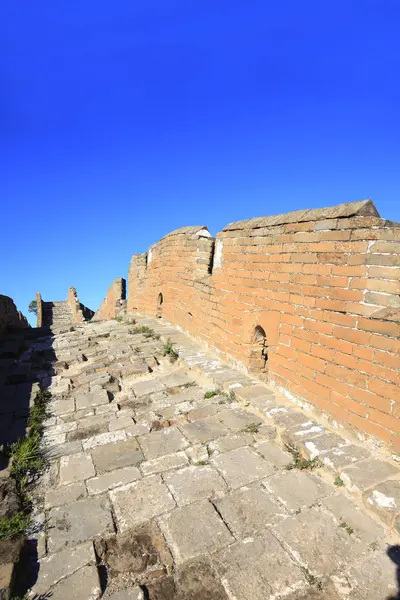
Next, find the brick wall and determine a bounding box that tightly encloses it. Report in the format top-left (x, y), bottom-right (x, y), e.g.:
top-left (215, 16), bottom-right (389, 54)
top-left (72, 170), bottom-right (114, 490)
top-left (127, 201), bottom-right (400, 451)
top-left (93, 278), bottom-right (126, 320)
top-left (0, 295), bottom-right (29, 336)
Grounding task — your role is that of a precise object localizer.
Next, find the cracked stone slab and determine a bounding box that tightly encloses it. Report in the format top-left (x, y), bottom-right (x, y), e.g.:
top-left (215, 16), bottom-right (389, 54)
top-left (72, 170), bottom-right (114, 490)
top-left (46, 565), bottom-right (101, 599)
top-left (141, 451), bottom-right (189, 476)
top-left (335, 549), bottom-right (398, 599)
top-left (208, 432), bottom-right (253, 454)
top-left (30, 542), bottom-right (96, 595)
top-left (138, 427), bottom-right (189, 459)
top-left (180, 417), bottom-right (229, 444)
top-left (341, 459), bottom-right (399, 493)
top-left (214, 408), bottom-right (262, 431)
top-left (214, 531), bottom-right (304, 600)
top-left (264, 470), bottom-right (332, 512)
top-left (215, 484), bottom-right (287, 537)
top-left (363, 479), bottom-right (400, 532)
top-left (86, 466), bottom-right (141, 495)
top-left (212, 446), bottom-right (274, 489)
top-left (255, 440), bottom-right (293, 468)
top-left (321, 444), bottom-right (371, 471)
top-left (273, 506), bottom-right (363, 578)
top-left (158, 499), bottom-right (233, 564)
top-left (110, 475), bottom-right (175, 531)
top-left (45, 482), bottom-right (87, 509)
top-left (48, 496), bottom-right (114, 553)
top-left (164, 465), bottom-right (227, 505)
top-left (75, 389), bottom-right (110, 410)
top-left (91, 437), bottom-right (144, 474)
top-left (323, 493), bottom-right (385, 544)
top-left (59, 451), bottom-right (95, 485)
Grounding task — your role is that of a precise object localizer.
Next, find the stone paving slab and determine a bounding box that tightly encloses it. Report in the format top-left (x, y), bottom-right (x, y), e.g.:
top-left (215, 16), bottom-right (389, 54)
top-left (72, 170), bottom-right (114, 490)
top-left (138, 426), bottom-right (189, 459)
top-left (47, 495), bottom-right (114, 552)
top-left (22, 318), bottom-right (400, 600)
top-left (91, 437), bottom-right (144, 473)
top-left (214, 531), bottom-right (304, 600)
top-left (212, 446), bottom-right (275, 488)
top-left (164, 464), bottom-right (227, 505)
top-left (110, 475), bottom-right (176, 531)
top-left (158, 499), bottom-right (233, 564)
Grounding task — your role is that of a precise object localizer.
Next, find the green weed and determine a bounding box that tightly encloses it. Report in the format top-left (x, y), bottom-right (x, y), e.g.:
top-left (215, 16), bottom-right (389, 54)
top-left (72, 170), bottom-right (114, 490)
top-left (285, 444), bottom-right (322, 471)
top-left (242, 422), bottom-right (261, 434)
top-left (334, 476), bottom-right (344, 487)
top-left (163, 339), bottom-right (179, 361)
top-left (0, 512), bottom-right (30, 540)
top-left (204, 389), bottom-right (220, 399)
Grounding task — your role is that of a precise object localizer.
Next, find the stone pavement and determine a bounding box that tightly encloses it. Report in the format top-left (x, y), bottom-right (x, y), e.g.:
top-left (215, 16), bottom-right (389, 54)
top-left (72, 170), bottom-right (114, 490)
top-left (23, 317), bottom-right (400, 599)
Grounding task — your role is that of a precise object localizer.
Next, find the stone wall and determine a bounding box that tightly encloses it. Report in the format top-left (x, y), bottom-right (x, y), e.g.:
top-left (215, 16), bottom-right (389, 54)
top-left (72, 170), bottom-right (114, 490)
top-left (92, 278), bottom-right (126, 321)
top-left (127, 200), bottom-right (400, 451)
top-left (0, 295), bottom-right (29, 337)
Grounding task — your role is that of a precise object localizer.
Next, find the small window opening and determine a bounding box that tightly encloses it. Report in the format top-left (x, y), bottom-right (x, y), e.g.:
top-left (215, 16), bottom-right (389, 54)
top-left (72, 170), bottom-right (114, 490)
top-left (157, 293), bottom-right (163, 317)
top-left (251, 325), bottom-right (268, 371)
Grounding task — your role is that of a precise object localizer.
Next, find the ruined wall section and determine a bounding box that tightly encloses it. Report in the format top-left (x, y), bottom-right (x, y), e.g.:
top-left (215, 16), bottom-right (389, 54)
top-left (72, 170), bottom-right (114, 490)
top-left (0, 295), bottom-right (29, 336)
top-left (127, 226), bottom-right (215, 340)
top-left (128, 201), bottom-right (400, 451)
top-left (93, 278), bottom-right (126, 320)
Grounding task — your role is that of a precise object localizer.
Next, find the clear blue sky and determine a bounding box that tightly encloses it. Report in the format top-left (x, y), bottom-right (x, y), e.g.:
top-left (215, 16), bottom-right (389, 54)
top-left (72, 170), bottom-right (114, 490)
top-left (2, 1), bottom-right (399, 325)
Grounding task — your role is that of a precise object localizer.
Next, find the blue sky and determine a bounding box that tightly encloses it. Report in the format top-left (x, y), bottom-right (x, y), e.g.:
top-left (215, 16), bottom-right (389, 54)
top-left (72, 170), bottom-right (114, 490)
top-left (2, 1), bottom-right (399, 325)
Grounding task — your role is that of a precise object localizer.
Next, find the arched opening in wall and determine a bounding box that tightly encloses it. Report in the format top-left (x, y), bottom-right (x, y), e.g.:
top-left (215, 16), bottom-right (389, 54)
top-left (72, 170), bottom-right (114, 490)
top-left (157, 292), bottom-right (163, 318)
top-left (250, 325), bottom-right (268, 373)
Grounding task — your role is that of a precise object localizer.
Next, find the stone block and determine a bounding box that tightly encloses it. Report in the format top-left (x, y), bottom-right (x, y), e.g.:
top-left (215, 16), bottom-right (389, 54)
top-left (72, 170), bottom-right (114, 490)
top-left (31, 542), bottom-right (96, 595)
top-left (180, 417), bottom-right (228, 444)
top-left (132, 379), bottom-right (166, 397)
top-left (216, 484), bottom-right (287, 537)
top-left (110, 475), bottom-right (175, 531)
top-left (208, 432), bottom-right (252, 454)
top-left (255, 440), bottom-right (292, 468)
top-left (141, 451), bottom-right (188, 476)
top-left (45, 482), bottom-right (87, 509)
top-left (273, 507), bottom-right (362, 578)
top-left (323, 493), bottom-right (384, 543)
top-left (337, 549), bottom-right (398, 600)
top-left (108, 416), bottom-right (134, 431)
top-left (264, 470), bottom-right (332, 512)
top-left (322, 444), bottom-right (370, 471)
top-left (158, 499), bottom-right (233, 564)
top-left (45, 565), bottom-right (101, 599)
top-left (214, 531), bottom-right (303, 600)
top-left (59, 451), bottom-right (95, 485)
top-left (341, 459), bottom-right (399, 493)
top-left (138, 427), bottom-right (189, 459)
top-left (164, 465), bottom-right (227, 505)
top-left (212, 446), bottom-right (274, 489)
top-left (91, 437), bottom-right (144, 474)
top-left (363, 479), bottom-right (400, 532)
top-left (82, 430), bottom-right (127, 450)
top-left (51, 398), bottom-right (75, 416)
top-left (48, 496), bottom-right (114, 553)
top-left (75, 389), bottom-right (109, 410)
top-left (215, 407), bottom-right (262, 431)
top-left (86, 466), bottom-right (141, 495)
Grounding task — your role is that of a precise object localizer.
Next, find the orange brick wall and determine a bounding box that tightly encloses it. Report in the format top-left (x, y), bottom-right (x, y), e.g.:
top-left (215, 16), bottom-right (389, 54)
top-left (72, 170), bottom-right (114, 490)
top-left (127, 201), bottom-right (400, 451)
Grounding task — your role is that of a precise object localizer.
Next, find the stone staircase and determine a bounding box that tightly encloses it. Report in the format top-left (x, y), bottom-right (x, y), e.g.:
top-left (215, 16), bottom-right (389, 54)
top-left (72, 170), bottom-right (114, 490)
top-left (42, 301), bottom-right (74, 328)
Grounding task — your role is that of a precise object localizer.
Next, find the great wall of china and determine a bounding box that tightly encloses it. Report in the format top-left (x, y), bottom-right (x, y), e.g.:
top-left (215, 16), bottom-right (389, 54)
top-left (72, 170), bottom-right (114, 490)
top-left (0, 199), bottom-right (399, 599)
